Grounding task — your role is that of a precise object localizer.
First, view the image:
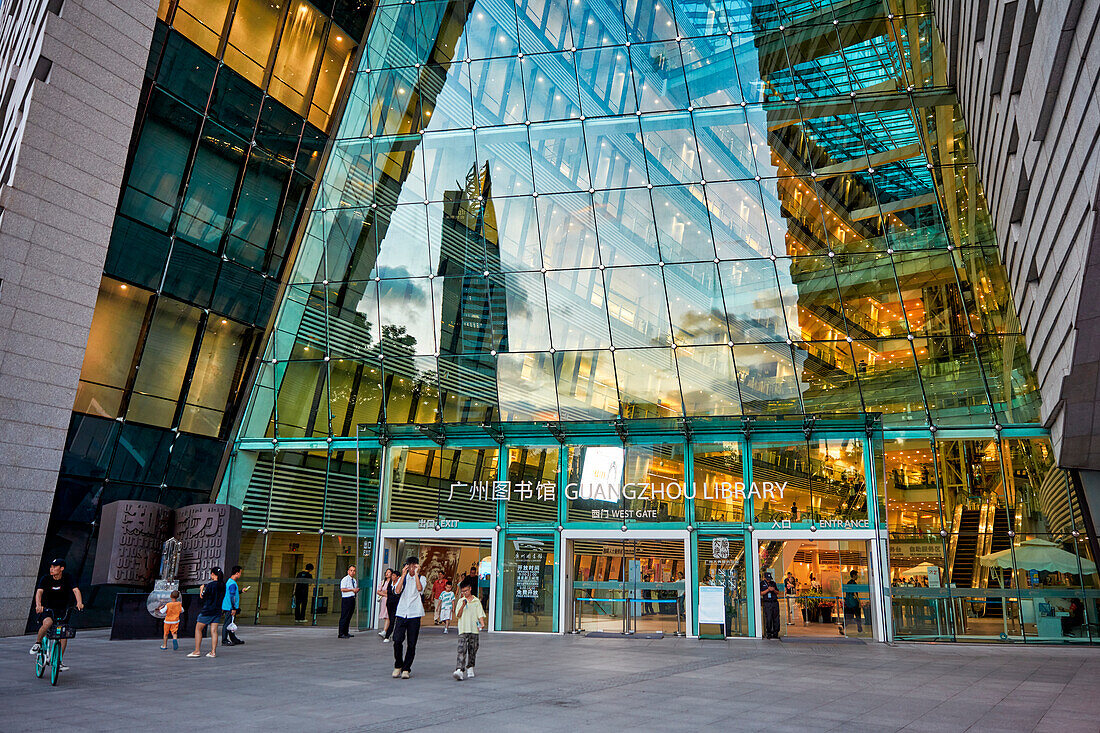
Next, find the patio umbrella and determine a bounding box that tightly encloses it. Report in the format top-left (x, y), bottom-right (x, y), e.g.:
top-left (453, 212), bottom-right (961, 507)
top-left (979, 538), bottom-right (1097, 638)
top-left (979, 538), bottom-right (1098, 575)
top-left (900, 562), bottom-right (939, 578)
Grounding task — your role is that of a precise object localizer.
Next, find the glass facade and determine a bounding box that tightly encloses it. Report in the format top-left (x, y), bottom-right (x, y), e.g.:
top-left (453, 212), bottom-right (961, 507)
top-left (37, 0), bottom-right (364, 626)
top-left (217, 0), bottom-right (1097, 643)
top-left (32, 0), bottom-right (1093, 642)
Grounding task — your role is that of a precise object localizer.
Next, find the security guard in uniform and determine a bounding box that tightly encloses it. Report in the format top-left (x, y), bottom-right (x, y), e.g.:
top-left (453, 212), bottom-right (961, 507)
top-left (760, 570), bottom-right (781, 639)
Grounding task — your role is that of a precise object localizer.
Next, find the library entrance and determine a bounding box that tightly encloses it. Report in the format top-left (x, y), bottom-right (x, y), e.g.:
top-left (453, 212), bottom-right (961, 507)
top-left (565, 536), bottom-right (689, 637)
top-left (754, 531), bottom-right (883, 641)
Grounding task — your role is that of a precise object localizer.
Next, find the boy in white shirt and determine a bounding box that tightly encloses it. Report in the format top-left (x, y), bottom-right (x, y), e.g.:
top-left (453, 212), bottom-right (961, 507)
top-left (437, 580), bottom-right (455, 634)
top-left (452, 576), bottom-right (486, 681)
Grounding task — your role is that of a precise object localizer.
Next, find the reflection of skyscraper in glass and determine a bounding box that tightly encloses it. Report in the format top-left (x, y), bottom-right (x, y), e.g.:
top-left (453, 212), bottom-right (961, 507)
top-left (438, 161), bottom-right (508, 356)
top-left (436, 161), bottom-right (507, 421)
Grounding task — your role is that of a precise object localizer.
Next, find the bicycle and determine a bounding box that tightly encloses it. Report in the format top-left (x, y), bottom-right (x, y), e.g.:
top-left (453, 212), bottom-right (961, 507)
top-left (35, 608), bottom-right (76, 686)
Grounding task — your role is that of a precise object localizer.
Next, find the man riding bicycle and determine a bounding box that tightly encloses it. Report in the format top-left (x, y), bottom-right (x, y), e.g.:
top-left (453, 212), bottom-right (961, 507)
top-left (29, 559), bottom-right (84, 670)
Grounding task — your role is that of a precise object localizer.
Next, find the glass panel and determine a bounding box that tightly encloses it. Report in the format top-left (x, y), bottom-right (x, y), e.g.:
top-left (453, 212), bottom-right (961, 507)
top-left (576, 45), bottom-right (636, 116)
top-left (592, 187), bottom-right (660, 267)
top-left (676, 345), bottom-right (740, 416)
top-left (506, 446), bottom-right (559, 523)
top-left (752, 441), bottom-right (811, 524)
top-left (665, 262), bottom-right (727, 345)
top-left (651, 184), bottom-right (714, 262)
top-left (477, 125), bottom-right (534, 196)
top-left (127, 298), bottom-right (203, 427)
top-left (584, 116), bottom-right (647, 189)
top-left (469, 56), bottom-right (526, 126)
top-left (497, 351), bottom-right (559, 420)
top-left (604, 266), bottom-right (672, 348)
top-left (180, 316), bottom-right (252, 436)
top-left (693, 442), bottom-right (744, 523)
top-left (545, 268), bottom-right (611, 349)
top-left (521, 52), bottom-right (581, 122)
top-left (554, 349), bottom-right (618, 419)
top-left (518, 0), bottom-right (573, 54)
top-left (177, 121), bottom-right (246, 251)
top-left (720, 259), bottom-right (789, 342)
top-left (270, 1), bottom-right (325, 115)
top-left (808, 437), bottom-right (866, 523)
top-left (174, 0), bottom-right (231, 55)
top-left (74, 279), bottom-right (152, 419)
top-left (119, 91), bottom-right (198, 232)
top-left (223, 0), bottom-right (281, 85)
top-left (529, 121), bottom-right (589, 193)
top-left (310, 28), bottom-right (356, 130)
top-left (622, 443), bottom-right (685, 521)
top-left (734, 343), bottom-right (801, 414)
top-left (640, 112), bottom-right (701, 186)
top-left (630, 41), bottom-right (688, 112)
top-left (501, 533), bottom-right (555, 631)
top-left (698, 535), bottom-right (749, 636)
top-left (614, 347), bottom-right (682, 418)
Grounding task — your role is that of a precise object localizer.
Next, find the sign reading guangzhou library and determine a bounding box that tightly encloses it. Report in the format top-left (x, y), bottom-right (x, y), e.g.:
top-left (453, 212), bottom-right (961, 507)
top-left (445, 479), bottom-right (790, 503)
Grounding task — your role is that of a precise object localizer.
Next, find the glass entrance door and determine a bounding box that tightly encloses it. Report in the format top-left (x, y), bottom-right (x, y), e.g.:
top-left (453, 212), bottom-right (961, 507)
top-left (760, 539), bottom-right (873, 639)
top-left (570, 539), bottom-right (687, 635)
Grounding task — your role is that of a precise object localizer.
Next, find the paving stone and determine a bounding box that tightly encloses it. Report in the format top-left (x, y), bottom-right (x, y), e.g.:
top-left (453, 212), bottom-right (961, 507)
top-left (2, 628), bottom-right (1098, 731)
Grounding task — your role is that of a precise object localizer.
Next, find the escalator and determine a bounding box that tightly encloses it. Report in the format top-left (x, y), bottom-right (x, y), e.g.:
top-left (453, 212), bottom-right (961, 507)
top-left (948, 507), bottom-right (981, 588)
top-left (982, 510), bottom-right (1012, 617)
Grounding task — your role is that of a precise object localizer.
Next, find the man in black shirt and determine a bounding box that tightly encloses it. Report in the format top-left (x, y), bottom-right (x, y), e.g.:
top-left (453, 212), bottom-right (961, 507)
top-left (294, 563), bottom-right (313, 624)
top-left (759, 571), bottom-right (781, 639)
top-left (30, 559), bottom-right (83, 666)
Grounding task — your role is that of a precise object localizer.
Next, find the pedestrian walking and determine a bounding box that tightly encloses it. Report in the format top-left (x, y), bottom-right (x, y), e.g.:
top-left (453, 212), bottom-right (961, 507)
top-left (390, 556), bottom-right (427, 678)
top-left (222, 566), bottom-right (245, 646)
top-left (159, 589), bottom-right (183, 650)
top-left (382, 568), bottom-right (399, 641)
top-left (438, 580), bottom-right (455, 633)
top-left (452, 576), bottom-right (486, 681)
top-left (338, 565), bottom-right (359, 638)
top-left (189, 567), bottom-right (224, 658)
top-left (431, 572), bottom-right (447, 625)
top-left (376, 568), bottom-right (393, 638)
top-left (294, 563), bottom-right (313, 624)
top-left (760, 570), bottom-right (781, 640)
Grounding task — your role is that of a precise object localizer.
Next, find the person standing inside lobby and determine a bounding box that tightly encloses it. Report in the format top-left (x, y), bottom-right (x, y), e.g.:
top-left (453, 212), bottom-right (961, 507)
top-left (391, 556), bottom-right (428, 678)
top-left (784, 572), bottom-right (799, 625)
top-left (842, 570), bottom-right (863, 635)
top-left (338, 565), bottom-right (358, 638)
top-left (294, 563), bottom-right (313, 624)
top-left (760, 571), bottom-right (781, 639)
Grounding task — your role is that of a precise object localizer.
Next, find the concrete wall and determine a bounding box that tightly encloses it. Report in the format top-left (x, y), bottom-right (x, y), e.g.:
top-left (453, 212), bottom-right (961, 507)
top-left (932, 0), bottom-right (1100, 469)
top-left (0, 0), bottom-right (157, 636)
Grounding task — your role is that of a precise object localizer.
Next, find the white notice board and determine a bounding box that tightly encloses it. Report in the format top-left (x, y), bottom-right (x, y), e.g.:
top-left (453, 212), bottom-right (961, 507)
top-left (698, 585), bottom-right (725, 627)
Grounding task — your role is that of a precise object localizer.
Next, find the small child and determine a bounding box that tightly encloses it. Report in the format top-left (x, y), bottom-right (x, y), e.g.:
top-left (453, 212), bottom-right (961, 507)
top-left (437, 580), bottom-right (455, 633)
top-left (160, 590), bottom-right (183, 650)
top-left (452, 577), bottom-right (485, 681)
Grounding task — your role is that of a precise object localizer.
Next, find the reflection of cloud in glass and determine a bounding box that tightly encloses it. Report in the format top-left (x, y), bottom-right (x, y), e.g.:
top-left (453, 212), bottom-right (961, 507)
top-left (378, 278), bottom-right (435, 355)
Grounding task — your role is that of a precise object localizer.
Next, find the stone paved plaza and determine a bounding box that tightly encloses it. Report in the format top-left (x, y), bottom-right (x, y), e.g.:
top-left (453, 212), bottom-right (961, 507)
top-left (3, 626), bottom-right (1099, 732)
